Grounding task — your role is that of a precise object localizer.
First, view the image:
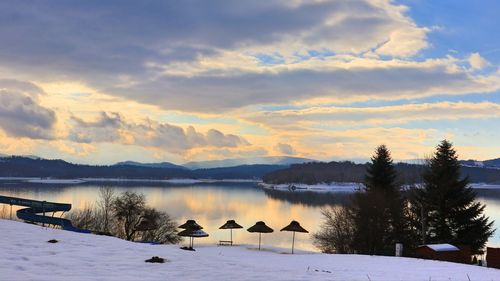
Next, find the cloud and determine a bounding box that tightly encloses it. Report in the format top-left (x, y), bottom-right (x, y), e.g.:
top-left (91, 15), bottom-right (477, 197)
top-left (115, 58), bottom-right (500, 112)
top-left (0, 79), bottom-right (56, 139)
top-left (68, 112), bottom-right (249, 154)
top-left (275, 143), bottom-right (296, 155)
top-left (468, 52), bottom-right (490, 69)
top-left (0, 0), bottom-right (442, 113)
top-left (245, 102), bottom-right (500, 130)
top-left (69, 112), bottom-right (122, 143)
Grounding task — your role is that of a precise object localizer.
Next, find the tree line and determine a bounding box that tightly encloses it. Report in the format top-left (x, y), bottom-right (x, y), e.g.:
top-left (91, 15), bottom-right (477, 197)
top-left (0, 156), bottom-right (284, 179)
top-left (313, 140), bottom-right (495, 256)
top-left (263, 159), bottom-right (500, 185)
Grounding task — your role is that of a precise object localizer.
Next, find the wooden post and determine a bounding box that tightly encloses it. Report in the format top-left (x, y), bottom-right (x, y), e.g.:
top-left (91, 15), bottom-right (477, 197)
top-left (42, 201), bottom-right (46, 227)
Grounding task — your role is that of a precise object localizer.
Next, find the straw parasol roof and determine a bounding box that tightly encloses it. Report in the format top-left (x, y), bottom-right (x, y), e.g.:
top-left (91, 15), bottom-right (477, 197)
top-left (247, 221), bottom-right (273, 233)
top-left (178, 229), bottom-right (209, 237)
top-left (280, 220), bottom-right (308, 233)
top-left (219, 219), bottom-right (243, 229)
top-left (178, 219), bottom-right (203, 230)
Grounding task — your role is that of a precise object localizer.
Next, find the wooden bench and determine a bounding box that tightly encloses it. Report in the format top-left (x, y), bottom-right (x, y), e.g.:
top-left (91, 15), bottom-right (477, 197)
top-left (218, 240), bottom-right (233, 246)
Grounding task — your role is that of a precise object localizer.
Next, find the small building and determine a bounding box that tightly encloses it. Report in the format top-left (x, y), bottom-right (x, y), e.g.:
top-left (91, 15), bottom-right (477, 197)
top-left (486, 247), bottom-right (500, 269)
top-left (415, 244), bottom-right (471, 264)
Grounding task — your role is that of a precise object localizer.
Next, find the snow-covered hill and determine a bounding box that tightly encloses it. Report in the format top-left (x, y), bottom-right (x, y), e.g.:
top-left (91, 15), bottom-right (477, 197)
top-left (1, 219), bottom-right (499, 281)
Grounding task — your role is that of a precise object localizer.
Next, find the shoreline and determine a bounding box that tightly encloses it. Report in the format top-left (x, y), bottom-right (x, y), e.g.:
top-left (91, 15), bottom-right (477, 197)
top-left (259, 182), bottom-right (500, 192)
top-left (0, 177), bottom-right (260, 185)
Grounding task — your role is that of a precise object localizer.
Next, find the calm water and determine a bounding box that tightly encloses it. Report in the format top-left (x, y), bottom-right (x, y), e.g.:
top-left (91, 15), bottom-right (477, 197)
top-left (1, 181), bottom-right (499, 251)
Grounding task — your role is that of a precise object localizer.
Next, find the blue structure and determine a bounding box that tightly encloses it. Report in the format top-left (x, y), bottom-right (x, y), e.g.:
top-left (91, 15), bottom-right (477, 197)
top-left (0, 195), bottom-right (90, 233)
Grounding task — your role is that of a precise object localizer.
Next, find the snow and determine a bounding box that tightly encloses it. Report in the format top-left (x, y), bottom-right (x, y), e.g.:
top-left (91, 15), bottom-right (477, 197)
top-left (0, 177), bottom-right (259, 185)
top-left (26, 179), bottom-right (87, 184)
top-left (1, 219), bottom-right (499, 281)
top-left (259, 182), bottom-right (361, 192)
top-left (260, 182), bottom-right (500, 193)
top-left (424, 244), bottom-right (460, 252)
top-left (80, 178), bottom-right (205, 184)
top-left (470, 183), bottom-right (500, 189)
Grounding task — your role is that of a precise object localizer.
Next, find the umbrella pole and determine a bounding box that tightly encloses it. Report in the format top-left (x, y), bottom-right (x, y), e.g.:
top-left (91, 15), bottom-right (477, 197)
top-left (292, 231), bottom-right (295, 254)
top-left (230, 229), bottom-right (233, 246)
top-left (259, 233), bottom-right (261, 250)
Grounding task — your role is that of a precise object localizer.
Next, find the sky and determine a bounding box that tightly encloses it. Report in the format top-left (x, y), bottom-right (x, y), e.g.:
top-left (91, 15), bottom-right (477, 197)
top-left (0, 0), bottom-right (499, 165)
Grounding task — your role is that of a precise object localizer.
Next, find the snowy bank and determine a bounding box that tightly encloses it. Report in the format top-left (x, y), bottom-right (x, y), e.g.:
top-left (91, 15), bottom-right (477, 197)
top-left (260, 182), bottom-right (500, 193)
top-left (1, 219), bottom-right (498, 281)
top-left (0, 177), bottom-right (259, 185)
top-left (259, 182), bottom-right (361, 193)
top-left (470, 183), bottom-right (500, 189)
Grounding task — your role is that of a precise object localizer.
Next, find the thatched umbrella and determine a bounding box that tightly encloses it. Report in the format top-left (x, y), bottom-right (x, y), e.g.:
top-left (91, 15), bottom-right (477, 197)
top-left (247, 221), bottom-right (273, 250)
top-left (178, 228), bottom-right (209, 249)
top-left (280, 220), bottom-right (308, 254)
top-left (178, 219), bottom-right (205, 249)
top-left (219, 219), bottom-right (243, 245)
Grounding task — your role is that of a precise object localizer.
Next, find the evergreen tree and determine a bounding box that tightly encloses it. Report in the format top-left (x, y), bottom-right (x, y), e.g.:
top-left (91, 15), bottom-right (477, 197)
top-left (350, 145), bottom-right (410, 255)
top-left (419, 140), bottom-right (494, 253)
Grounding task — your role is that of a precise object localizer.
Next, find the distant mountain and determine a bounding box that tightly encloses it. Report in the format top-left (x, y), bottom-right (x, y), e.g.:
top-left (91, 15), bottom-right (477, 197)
top-left (183, 156), bottom-right (316, 169)
top-left (0, 154), bottom-right (40, 160)
top-left (485, 158), bottom-right (500, 167)
top-left (460, 158), bottom-right (500, 169)
top-left (0, 156), bottom-right (285, 180)
top-left (0, 156), bottom-right (193, 179)
top-left (114, 161), bottom-right (186, 170)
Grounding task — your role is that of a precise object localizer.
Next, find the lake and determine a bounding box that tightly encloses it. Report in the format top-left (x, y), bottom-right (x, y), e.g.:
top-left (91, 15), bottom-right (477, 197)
top-left (1, 181), bottom-right (499, 251)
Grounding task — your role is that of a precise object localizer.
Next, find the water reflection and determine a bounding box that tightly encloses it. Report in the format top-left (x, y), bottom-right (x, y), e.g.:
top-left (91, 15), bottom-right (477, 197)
top-left (1, 182), bottom-right (499, 250)
top-left (263, 188), bottom-right (350, 206)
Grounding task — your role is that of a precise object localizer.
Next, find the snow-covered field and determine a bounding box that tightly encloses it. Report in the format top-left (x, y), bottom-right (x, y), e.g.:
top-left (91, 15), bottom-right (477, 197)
top-left (1, 219), bottom-right (499, 281)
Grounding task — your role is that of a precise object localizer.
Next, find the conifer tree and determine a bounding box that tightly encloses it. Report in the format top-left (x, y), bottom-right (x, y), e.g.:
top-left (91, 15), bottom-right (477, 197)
top-left (419, 140), bottom-right (494, 253)
top-left (351, 145), bottom-right (409, 255)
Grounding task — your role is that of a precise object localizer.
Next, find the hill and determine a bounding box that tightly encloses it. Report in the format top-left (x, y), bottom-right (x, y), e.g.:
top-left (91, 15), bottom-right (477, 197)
top-left (114, 161), bottom-right (187, 170)
top-left (461, 158), bottom-right (500, 169)
top-left (0, 156), bottom-right (193, 179)
top-left (1, 219), bottom-right (498, 281)
top-left (0, 156), bottom-right (286, 180)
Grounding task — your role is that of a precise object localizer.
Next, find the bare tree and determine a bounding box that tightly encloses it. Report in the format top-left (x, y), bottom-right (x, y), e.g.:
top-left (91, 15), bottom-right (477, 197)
top-left (97, 186), bottom-right (115, 233)
top-left (313, 206), bottom-right (355, 254)
top-left (112, 191), bottom-right (146, 241)
top-left (67, 203), bottom-right (98, 230)
top-left (138, 208), bottom-right (182, 244)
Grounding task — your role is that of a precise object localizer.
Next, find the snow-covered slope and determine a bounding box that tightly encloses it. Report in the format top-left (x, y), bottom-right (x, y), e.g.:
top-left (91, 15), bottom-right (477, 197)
top-left (1, 220), bottom-right (499, 281)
